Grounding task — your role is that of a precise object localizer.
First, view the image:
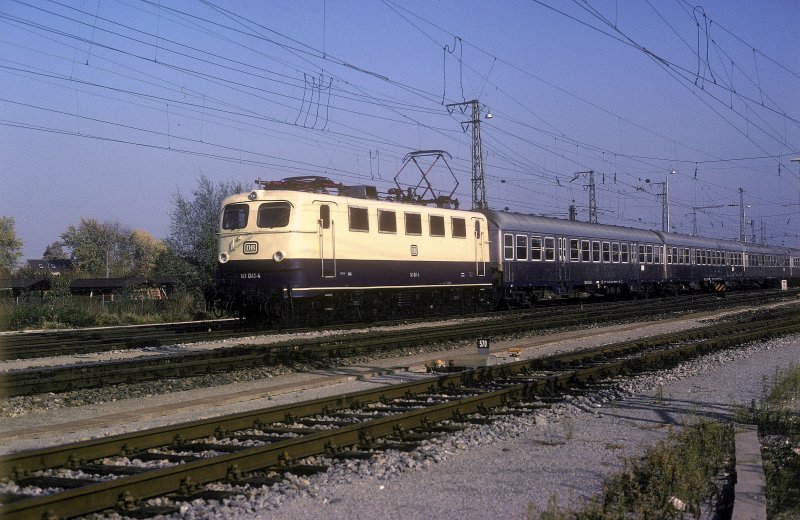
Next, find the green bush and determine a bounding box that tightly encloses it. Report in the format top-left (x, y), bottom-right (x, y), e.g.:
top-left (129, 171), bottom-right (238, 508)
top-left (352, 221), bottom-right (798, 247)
top-left (4, 302), bottom-right (45, 330)
top-left (532, 421), bottom-right (734, 519)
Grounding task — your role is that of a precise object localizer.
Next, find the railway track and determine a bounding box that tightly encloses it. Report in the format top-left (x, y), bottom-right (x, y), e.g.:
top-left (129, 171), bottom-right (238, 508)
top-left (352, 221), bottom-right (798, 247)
top-left (1, 290), bottom-right (795, 399)
top-left (1, 305), bottom-right (799, 519)
top-left (0, 319), bottom-right (242, 360)
top-left (1, 290), bottom-right (792, 361)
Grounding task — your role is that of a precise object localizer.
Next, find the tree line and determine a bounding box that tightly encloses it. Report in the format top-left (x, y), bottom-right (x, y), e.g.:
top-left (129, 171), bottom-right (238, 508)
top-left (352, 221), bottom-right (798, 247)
top-left (1, 175), bottom-right (246, 297)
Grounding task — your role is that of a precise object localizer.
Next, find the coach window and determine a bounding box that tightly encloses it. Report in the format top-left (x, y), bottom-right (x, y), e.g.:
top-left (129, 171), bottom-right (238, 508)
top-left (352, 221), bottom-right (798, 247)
top-left (531, 236), bottom-right (543, 261)
top-left (545, 237), bottom-right (556, 261)
top-left (621, 243), bottom-right (629, 263)
top-left (222, 203), bottom-right (249, 230)
top-left (405, 213), bottom-right (422, 235)
top-left (638, 244), bottom-right (646, 264)
top-left (451, 218), bottom-right (466, 238)
top-left (592, 241), bottom-right (601, 262)
top-left (612, 242), bottom-right (620, 263)
top-left (504, 234), bottom-right (514, 260)
top-left (429, 215), bottom-right (445, 237)
top-left (602, 242), bottom-right (611, 263)
top-left (581, 240), bottom-right (590, 262)
top-left (654, 246), bottom-right (661, 264)
top-left (684, 248), bottom-right (691, 265)
top-left (570, 239), bottom-right (579, 262)
top-left (378, 210), bottom-right (397, 233)
top-left (516, 235), bottom-right (528, 260)
top-left (349, 207), bottom-right (369, 232)
top-left (645, 244), bottom-right (653, 264)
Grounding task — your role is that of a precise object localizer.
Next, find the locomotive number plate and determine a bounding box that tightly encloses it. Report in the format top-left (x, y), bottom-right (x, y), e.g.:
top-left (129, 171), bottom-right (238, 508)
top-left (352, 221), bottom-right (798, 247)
top-left (243, 241), bottom-right (259, 254)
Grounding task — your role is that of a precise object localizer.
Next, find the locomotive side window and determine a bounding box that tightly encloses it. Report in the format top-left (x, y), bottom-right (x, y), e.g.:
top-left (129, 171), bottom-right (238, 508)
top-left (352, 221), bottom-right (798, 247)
top-left (570, 239), bottom-right (579, 261)
top-left (544, 237), bottom-right (555, 261)
top-left (592, 241), bottom-right (600, 262)
top-left (349, 207), bottom-right (369, 232)
top-left (319, 205), bottom-right (330, 229)
top-left (621, 243), bottom-right (629, 263)
top-left (429, 215), bottom-right (445, 237)
top-left (405, 213), bottom-right (422, 235)
top-left (452, 218), bottom-right (466, 238)
top-left (474, 221), bottom-right (481, 239)
top-left (531, 236), bottom-right (543, 261)
top-left (222, 203), bottom-right (249, 230)
top-left (257, 202), bottom-right (291, 229)
top-left (378, 210), bottom-right (397, 233)
top-left (602, 242), bottom-right (610, 263)
top-left (516, 235), bottom-right (528, 260)
top-left (612, 242), bottom-right (620, 263)
top-left (504, 234), bottom-right (514, 260)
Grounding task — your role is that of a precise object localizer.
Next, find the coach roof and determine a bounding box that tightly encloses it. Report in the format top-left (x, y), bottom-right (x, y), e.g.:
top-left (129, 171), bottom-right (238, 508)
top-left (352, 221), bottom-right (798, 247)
top-left (482, 210), bottom-right (660, 243)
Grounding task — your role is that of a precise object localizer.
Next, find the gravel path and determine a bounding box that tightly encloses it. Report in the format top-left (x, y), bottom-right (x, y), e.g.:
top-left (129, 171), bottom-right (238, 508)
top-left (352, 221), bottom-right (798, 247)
top-left (153, 335), bottom-right (800, 520)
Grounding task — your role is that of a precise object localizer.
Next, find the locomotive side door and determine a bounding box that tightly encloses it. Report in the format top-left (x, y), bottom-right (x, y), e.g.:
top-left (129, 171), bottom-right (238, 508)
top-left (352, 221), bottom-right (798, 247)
top-left (316, 203), bottom-right (336, 278)
top-left (473, 219), bottom-right (486, 277)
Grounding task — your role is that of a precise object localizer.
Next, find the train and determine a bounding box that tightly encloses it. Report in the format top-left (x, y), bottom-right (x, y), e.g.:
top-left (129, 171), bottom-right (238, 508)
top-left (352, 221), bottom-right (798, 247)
top-left (210, 175), bottom-right (800, 321)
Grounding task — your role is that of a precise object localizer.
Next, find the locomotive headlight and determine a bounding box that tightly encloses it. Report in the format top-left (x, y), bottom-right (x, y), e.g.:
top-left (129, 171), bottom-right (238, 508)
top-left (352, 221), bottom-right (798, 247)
top-left (248, 191), bottom-right (258, 201)
top-left (273, 251), bottom-right (285, 262)
top-left (218, 252), bottom-right (229, 264)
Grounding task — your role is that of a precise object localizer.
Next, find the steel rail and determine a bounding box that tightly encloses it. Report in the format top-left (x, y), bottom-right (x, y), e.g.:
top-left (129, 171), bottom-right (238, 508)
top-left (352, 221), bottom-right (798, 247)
top-left (2, 309), bottom-right (799, 519)
top-left (1, 290), bottom-right (789, 361)
top-left (1, 291), bottom-right (795, 398)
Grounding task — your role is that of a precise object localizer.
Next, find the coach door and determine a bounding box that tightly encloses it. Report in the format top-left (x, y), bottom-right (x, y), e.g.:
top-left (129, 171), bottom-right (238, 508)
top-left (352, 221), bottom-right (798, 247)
top-left (474, 219), bottom-right (486, 277)
top-left (317, 203), bottom-right (336, 278)
top-left (558, 237), bottom-right (568, 283)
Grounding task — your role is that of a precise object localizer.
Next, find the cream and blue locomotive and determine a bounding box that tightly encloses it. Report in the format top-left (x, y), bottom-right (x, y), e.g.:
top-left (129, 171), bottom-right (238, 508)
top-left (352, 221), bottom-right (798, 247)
top-left (212, 177), bottom-right (491, 319)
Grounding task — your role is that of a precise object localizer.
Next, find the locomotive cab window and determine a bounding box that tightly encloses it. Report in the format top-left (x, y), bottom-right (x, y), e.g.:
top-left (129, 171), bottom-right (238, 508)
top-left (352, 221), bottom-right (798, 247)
top-left (405, 213), bottom-right (422, 235)
top-left (349, 207), bottom-right (369, 232)
top-left (429, 215), bottom-right (445, 237)
top-left (222, 203), bottom-right (249, 230)
top-left (257, 202), bottom-right (291, 229)
top-left (451, 218), bottom-right (466, 238)
top-left (378, 210), bottom-right (397, 233)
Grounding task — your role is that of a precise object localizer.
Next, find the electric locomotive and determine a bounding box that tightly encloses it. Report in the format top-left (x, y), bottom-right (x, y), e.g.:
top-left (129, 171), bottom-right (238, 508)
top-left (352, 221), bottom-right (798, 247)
top-left (211, 176), bottom-right (491, 320)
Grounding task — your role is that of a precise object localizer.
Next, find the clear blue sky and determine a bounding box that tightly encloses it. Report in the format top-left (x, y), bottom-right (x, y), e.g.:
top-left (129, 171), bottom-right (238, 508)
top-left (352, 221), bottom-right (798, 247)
top-left (2, 0), bottom-right (799, 260)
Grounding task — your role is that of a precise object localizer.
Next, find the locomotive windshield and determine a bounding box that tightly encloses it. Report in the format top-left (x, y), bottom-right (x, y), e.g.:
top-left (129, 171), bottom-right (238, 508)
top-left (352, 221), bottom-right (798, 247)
top-left (257, 202), bottom-right (291, 228)
top-left (222, 203), bottom-right (248, 230)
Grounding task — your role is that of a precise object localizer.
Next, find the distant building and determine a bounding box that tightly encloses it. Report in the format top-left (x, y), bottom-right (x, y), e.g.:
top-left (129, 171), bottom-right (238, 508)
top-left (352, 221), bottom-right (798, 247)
top-left (27, 259), bottom-right (73, 275)
top-left (0, 278), bottom-right (51, 300)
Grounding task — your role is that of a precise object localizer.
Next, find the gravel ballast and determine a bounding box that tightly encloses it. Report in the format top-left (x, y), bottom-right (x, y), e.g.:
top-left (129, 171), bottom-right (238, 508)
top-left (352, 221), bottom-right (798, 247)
top-left (143, 335), bottom-right (800, 520)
